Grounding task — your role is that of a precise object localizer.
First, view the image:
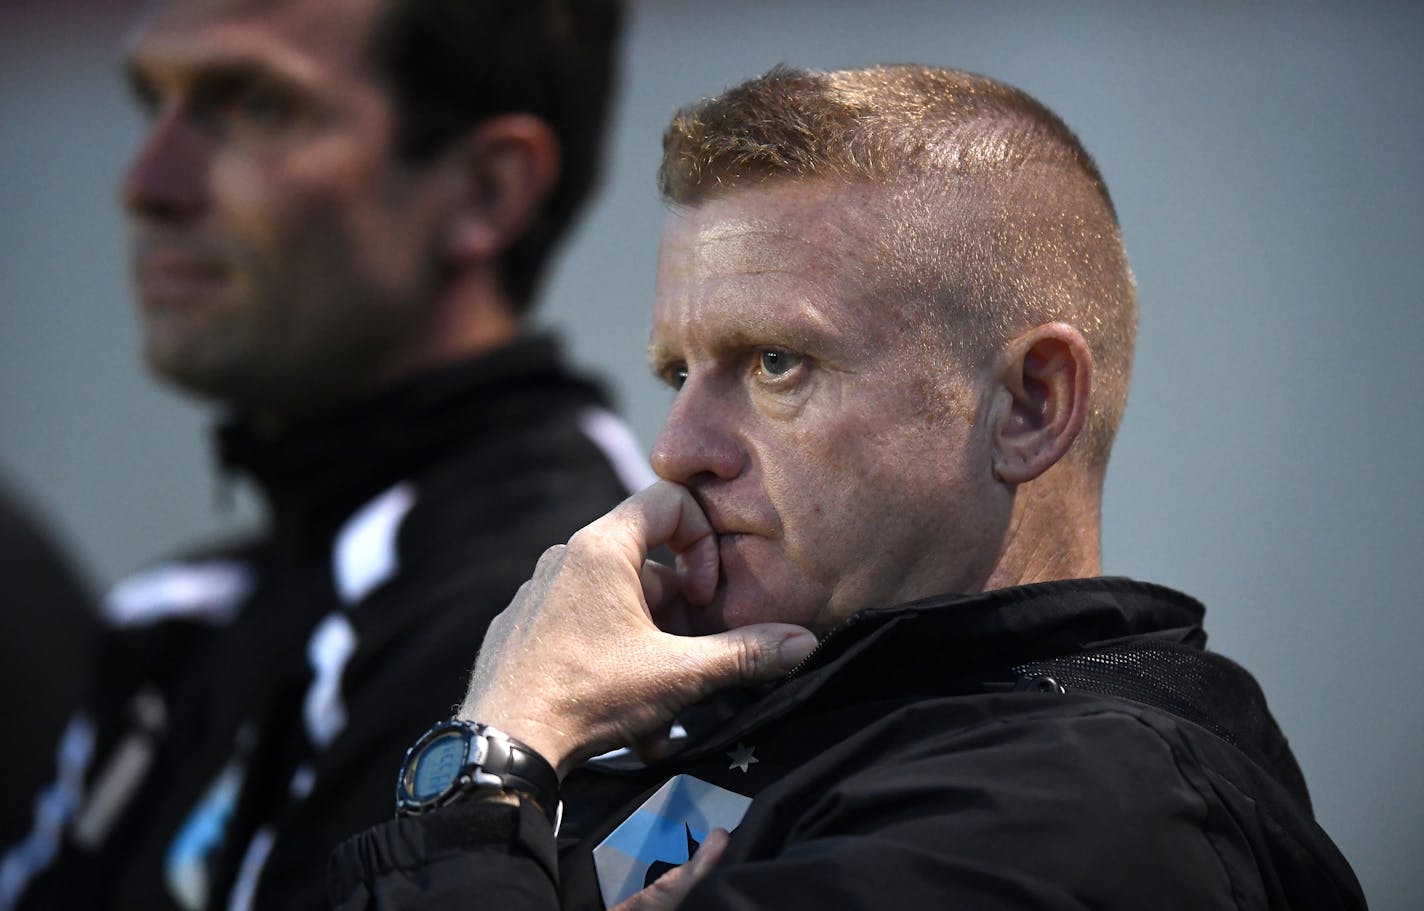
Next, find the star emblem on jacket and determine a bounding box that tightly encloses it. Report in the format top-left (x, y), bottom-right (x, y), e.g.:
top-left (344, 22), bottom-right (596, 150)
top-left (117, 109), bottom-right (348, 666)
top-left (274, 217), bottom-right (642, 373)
top-left (726, 742), bottom-right (759, 773)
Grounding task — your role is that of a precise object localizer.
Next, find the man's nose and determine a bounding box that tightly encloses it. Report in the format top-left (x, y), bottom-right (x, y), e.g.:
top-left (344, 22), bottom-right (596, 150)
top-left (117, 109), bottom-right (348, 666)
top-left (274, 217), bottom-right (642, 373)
top-left (119, 111), bottom-right (208, 222)
top-left (650, 381), bottom-right (745, 484)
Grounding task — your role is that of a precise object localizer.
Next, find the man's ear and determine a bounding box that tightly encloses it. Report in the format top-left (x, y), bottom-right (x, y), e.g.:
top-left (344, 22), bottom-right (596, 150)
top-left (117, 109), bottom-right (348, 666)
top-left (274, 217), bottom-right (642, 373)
top-left (442, 113), bottom-right (560, 265)
top-left (988, 322), bottom-right (1093, 485)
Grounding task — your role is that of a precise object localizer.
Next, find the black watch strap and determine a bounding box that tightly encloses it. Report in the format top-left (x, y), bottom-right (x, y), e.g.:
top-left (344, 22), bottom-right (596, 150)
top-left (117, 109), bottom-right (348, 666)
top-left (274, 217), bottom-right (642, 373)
top-left (470, 724), bottom-right (560, 817)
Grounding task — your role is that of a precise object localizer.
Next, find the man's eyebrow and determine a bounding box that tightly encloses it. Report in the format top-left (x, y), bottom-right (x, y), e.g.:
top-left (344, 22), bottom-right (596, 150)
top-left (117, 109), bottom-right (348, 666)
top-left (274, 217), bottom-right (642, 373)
top-left (123, 54), bottom-right (310, 106)
top-left (645, 310), bottom-right (837, 374)
top-left (123, 61), bottom-right (157, 106)
top-left (647, 340), bottom-right (680, 374)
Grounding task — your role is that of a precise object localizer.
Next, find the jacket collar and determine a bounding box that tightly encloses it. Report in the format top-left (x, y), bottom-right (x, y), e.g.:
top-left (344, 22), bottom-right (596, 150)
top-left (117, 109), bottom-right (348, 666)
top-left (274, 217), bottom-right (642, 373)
top-left (795, 577), bottom-right (1206, 681)
top-left (673, 578), bottom-right (1207, 754)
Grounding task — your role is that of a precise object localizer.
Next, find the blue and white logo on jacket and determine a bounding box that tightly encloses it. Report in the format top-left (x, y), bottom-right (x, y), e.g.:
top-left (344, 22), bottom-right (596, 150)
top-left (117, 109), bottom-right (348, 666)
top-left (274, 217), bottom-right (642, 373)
top-left (593, 775), bottom-right (752, 907)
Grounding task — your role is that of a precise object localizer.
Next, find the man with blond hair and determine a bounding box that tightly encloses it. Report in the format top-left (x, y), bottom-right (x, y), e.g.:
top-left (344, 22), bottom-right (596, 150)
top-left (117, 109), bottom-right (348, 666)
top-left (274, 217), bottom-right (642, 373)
top-left (330, 65), bottom-right (1365, 910)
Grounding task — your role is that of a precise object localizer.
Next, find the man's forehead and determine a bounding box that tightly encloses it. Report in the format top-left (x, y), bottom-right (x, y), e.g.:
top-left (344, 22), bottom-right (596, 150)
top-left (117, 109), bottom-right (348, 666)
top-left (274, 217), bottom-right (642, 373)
top-left (658, 181), bottom-right (886, 279)
top-left (136, 0), bottom-right (379, 29)
top-left (648, 179), bottom-right (929, 368)
top-left (126, 0), bottom-right (379, 75)
top-left (661, 217), bottom-right (841, 282)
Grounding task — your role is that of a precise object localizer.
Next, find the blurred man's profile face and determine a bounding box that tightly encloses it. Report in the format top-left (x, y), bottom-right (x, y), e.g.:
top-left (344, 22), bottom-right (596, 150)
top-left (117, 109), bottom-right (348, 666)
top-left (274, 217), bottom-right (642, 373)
top-left (120, 0), bottom-right (449, 418)
top-left (648, 179), bottom-right (1006, 635)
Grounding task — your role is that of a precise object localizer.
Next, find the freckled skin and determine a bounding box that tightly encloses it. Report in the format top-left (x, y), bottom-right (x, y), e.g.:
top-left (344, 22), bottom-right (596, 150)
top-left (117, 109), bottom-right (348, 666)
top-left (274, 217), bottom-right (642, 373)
top-left (120, 0), bottom-right (463, 421)
top-left (649, 181), bottom-right (1011, 635)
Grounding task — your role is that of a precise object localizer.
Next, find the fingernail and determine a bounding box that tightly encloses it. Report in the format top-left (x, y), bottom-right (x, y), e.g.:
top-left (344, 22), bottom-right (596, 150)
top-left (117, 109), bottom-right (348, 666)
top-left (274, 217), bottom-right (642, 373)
top-left (777, 631), bottom-right (818, 670)
top-left (691, 829), bottom-right (728, 872)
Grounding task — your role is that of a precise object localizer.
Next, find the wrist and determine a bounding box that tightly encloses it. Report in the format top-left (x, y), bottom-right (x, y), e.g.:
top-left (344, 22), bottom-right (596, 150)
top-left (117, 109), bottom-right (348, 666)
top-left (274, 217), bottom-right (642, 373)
top-left (456, 703), bottom-right (575, 777)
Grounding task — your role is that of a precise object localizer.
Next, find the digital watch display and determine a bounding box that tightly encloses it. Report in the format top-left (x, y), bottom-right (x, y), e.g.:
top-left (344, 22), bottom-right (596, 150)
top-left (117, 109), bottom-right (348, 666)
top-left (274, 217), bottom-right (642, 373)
top-left (394, 719), bottom-right (561, 825)
top-left (407, 728), bottom-right (474, 803)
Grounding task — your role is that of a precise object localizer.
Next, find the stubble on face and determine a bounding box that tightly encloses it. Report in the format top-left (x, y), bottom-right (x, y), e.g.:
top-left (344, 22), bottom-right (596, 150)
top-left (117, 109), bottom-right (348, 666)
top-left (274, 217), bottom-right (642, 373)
top-left (651, 180), bottom-right (1004, 636)
top-left (122, 0), bottom-right (448, 421)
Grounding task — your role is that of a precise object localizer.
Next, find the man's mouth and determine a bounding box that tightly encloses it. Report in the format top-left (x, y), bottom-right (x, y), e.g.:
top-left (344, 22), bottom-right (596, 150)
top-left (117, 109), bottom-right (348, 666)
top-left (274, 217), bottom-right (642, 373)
top-left (133, 251), bottom-right (229, 304)
top-left (715, 531), bottom-right (759, 561)
top-left (696, 499), bottom-right (767, 541)
top-left (686, 484), bottom-right (777, 548)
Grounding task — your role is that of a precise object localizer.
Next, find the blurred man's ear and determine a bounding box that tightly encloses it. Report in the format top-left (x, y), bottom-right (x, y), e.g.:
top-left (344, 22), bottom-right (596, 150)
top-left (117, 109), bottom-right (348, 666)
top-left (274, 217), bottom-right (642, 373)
top-left (987, 322), bottom-right (1093, 485)
top-left (442, 114), bottom-right (560, 265)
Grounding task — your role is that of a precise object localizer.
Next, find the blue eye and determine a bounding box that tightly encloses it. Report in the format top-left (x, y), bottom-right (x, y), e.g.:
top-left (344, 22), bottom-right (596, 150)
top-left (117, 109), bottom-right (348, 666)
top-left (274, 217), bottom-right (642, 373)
top-left (759, 349), bottom-right (797, 377)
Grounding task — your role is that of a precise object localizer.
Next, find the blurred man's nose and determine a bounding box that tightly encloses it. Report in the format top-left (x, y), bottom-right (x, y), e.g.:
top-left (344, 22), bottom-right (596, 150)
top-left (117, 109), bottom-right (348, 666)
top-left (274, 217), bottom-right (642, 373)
top-left (651, 380), bottom-right (745, 484)
top-left (120, 111), bottom-right (208, 222)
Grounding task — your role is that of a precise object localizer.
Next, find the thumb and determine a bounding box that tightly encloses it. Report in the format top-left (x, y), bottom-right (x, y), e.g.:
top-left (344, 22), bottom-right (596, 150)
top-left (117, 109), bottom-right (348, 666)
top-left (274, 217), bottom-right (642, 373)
top-left (686, 624), bottom-right (818, 690)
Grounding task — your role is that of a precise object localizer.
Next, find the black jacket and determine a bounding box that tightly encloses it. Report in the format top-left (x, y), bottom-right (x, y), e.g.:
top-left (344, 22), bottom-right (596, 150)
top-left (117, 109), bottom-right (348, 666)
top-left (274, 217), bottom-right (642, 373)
top-left (0, 482), bottom-right (98, 850)
top-left (6, 337), bottom-right (646, 911)
top-left (330, 578), bottom-right (1366, 910)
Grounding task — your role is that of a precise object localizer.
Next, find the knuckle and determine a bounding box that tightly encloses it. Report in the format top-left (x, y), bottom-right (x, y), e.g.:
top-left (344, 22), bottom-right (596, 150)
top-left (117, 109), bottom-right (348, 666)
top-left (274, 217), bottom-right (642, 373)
top-left (564, 527), bottom-right (600, 556)
top-left (734, 635), bottom-right (769, 679)
top-left (532, 543), bottom-right (567, 575)
top-left (504, 582), bottom-right (531, 612)
top-left (565, 526), bottom-right (625, 573)
top-left (686, 635), bottom-right (768, 690)
top-left (485, 609), bottom-right (511, 635)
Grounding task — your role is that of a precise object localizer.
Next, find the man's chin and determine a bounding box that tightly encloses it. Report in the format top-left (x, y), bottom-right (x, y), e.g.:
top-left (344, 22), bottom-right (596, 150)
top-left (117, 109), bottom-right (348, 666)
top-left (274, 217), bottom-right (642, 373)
top-left (143, 342), bottom-right (250, 406)
top-left (688, 580), bottom-right (781, 635)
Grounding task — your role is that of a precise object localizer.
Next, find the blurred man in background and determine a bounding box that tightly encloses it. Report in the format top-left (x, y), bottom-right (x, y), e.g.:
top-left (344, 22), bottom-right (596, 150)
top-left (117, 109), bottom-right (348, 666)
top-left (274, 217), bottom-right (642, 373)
top-left (2, 1), bottom-right (639, 908)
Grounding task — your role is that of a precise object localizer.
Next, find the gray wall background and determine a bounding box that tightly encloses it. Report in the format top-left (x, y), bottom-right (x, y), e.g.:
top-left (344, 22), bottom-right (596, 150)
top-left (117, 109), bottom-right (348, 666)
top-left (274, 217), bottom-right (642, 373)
top-left (2, 1), bottom-right (1419, 906)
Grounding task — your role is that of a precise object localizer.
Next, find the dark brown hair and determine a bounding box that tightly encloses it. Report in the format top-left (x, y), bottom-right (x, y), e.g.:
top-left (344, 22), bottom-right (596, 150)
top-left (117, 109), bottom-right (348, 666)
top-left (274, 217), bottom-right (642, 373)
top-left (374, 0), bottom-right (623, 311)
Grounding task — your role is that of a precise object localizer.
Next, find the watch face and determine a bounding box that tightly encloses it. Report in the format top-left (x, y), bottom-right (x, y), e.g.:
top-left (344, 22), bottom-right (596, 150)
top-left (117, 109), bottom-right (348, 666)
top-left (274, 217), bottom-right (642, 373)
top-left (409, 729), bottom-right (469, 802)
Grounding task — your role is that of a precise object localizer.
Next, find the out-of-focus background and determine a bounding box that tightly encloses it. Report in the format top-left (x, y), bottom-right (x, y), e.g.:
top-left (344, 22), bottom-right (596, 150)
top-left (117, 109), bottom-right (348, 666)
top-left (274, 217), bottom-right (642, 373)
top-left (2, 1), bottom-right (1419, 906)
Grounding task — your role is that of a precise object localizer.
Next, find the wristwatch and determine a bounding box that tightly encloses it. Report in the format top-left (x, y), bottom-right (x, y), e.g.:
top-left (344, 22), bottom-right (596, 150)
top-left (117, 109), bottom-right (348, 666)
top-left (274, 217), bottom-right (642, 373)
top-left (395, 719), bottom-right (560, 826)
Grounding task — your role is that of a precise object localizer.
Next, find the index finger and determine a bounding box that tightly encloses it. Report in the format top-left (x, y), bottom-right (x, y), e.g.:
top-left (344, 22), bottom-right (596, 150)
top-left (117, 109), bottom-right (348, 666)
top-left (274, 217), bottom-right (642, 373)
top-left (597, 481), bottom-right (719, 606)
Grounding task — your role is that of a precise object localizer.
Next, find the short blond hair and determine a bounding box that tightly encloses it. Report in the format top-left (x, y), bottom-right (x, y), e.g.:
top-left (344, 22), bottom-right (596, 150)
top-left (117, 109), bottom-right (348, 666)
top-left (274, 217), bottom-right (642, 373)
top-left (659, 65), bottom-right (1137, 474)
